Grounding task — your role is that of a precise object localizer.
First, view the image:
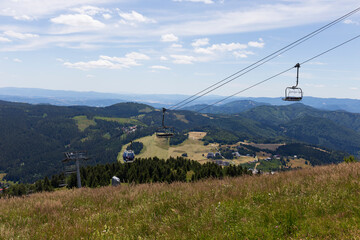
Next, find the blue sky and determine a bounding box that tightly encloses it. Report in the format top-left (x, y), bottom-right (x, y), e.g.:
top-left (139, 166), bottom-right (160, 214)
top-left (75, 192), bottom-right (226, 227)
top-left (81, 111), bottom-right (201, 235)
top-left (0, 0), bottom-right (359, 100)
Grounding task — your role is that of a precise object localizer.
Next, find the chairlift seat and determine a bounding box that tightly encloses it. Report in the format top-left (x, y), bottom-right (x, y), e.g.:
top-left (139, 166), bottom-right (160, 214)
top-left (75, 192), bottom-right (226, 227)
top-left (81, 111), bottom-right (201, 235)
top-left (283, 63), bottom-right (303, 102)
top-left (283, 96), bottom-right (303, 101)
top-left (156, 127), bottom-right (174, 138)
top-left (283, 86), bottom-right (303, 102)
top-left (156, 131), bottom-right (174, 138)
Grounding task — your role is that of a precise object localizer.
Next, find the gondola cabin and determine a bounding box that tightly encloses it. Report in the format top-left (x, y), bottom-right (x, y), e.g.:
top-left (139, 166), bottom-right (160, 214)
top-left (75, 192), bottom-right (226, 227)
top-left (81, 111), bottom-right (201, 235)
top-left (123, 150), bottom-right (135, 163)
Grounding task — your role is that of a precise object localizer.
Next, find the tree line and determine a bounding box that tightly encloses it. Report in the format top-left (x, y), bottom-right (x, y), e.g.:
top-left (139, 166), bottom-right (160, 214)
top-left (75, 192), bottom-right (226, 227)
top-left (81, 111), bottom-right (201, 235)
top-left (1, 157), bottom-right (250, 197)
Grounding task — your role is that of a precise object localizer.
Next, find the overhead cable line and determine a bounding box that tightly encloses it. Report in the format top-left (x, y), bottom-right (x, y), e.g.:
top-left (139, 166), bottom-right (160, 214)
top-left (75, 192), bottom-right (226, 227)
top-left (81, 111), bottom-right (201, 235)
top-left (195, 33), bottom-right (360, 113)
top-left (168, 6), bottom-right (360, 111)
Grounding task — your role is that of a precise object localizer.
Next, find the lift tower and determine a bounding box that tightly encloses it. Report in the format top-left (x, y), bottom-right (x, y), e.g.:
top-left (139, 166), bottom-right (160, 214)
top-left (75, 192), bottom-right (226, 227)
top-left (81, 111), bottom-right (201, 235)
top-left (62, 151), bottom-right (89, 188)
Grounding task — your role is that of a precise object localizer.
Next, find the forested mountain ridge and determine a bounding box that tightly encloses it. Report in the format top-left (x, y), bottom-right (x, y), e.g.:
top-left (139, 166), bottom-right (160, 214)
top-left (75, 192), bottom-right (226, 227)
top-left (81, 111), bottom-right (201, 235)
top-left (0, 100), bottom-right (359, 183)
top-left (1, 87), bottom-right (360, 113)
top-left (182, 100), bottom-right (269, 114)
top-left (243, 103), bottom-right (360, 133)
top-left (0, 101), bottom-right (156, 183)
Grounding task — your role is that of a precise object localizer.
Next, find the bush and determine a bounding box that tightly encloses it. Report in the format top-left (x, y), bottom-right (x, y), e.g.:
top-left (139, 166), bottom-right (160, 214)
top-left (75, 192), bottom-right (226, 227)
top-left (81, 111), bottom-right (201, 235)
top-left (344, 155), bottom-right (357, 163)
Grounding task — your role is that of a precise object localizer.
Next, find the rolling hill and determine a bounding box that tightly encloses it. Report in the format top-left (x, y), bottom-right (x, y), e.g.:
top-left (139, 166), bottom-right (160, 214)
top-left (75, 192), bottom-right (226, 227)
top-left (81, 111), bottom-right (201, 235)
top-left (0, 100), bottom-right (359, 183)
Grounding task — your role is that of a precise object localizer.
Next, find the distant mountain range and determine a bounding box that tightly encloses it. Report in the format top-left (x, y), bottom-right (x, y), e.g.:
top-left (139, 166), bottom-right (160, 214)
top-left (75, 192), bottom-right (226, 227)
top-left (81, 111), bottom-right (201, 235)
top-left (0, 87), bottom-right (359, 113)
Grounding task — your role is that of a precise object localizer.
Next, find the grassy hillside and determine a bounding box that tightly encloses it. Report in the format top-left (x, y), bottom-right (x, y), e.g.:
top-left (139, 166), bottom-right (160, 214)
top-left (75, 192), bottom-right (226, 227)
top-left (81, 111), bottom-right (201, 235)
top-left (2, 163), bottom-right (360, 239)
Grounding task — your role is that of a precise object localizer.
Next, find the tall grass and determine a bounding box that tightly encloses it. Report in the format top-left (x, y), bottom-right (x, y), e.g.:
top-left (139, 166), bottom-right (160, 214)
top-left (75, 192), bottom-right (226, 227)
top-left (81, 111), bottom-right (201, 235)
top-left (1, 163), bottom-right (360, 239)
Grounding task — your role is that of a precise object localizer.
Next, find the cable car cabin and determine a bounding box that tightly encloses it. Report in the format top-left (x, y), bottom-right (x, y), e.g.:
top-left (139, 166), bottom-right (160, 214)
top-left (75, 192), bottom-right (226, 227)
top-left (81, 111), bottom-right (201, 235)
top-left (283, 63), bottom-right (303, 102)
top-left (283, 86), bottom-right (303, 101)
top-left (123, 150), bottom-right (135, 163)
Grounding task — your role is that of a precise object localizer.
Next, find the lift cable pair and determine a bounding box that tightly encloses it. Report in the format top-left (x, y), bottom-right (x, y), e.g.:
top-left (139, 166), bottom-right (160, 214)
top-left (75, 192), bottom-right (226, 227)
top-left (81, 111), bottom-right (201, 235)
top-left (154, 7), bottom-right (360, 139)
top-left (195, 34), bottom-right (360, 113)
top-left (168, 6), bottom-right (360, 111)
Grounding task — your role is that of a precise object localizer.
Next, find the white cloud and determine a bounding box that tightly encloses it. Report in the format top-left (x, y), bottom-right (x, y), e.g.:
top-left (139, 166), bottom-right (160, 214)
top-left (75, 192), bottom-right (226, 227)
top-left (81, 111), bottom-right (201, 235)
top-left (195, 42), bottom-right (247, 55)
top-left (150, 65), bottom-right (170, 70)
top-left (192, 38), bottom-right (209, 47)
top-left (171, 43), bottom-right (183, 48)
top-left (119, 11), bottom-right (155, 25)
top-left (0, 36), bottom-right (11, 42)
top-left (160, 56), bottom-right (168, 61)
top-left (13, 58), bottom-right (22, 62)
top-left (344, 19), bottom-right (359, 25)
top-left (13, 14), bottom-right (34, 21)
top-left (124, 52), bottom-right (150, 60)
top-left (71, 5), bottom-right (108, 16)
top-left (170, 54), bottom-right (196, 64)
top-left (233, 50), bottom-right (254, 58)
top-left (64, 52), bottom-right (150, 70)
top-left (350, 87), bottom-right (358, 90)
top-left (103, 13), bottom-right (112, 19)
top-left (0, 0), bottom-right (117, 19)
top-left (173, 0), bottom-right (214, 4)
top-left (159, 1), bottom-right (359, 37)
top-left (64, 58), bottom-right (113, 70)
top-left (161, 33), bottom-right (178, 42)
top-left (4, 30), bottom-right (38, 39)
top-left (233, 53), bottom-right (247, 58)
top-left (51, 14), bottom-right (105, 28)
top-left (248, 40), bottom-right (265, 48)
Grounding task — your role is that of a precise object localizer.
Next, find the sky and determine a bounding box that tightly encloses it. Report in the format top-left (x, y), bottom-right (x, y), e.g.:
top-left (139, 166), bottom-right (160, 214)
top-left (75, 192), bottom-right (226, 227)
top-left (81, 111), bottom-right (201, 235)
top-left (0, 0), bottom-right (359, 101)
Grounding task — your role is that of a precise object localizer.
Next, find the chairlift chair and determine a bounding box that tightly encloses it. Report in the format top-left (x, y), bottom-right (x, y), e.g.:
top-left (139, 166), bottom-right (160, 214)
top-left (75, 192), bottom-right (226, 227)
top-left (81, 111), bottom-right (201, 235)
top-left (156, 108), bottom-right (174, 138)
top-left (156, 126), bottom-right (175, 138)
top-left (283, 63), bottom-right (303, 101)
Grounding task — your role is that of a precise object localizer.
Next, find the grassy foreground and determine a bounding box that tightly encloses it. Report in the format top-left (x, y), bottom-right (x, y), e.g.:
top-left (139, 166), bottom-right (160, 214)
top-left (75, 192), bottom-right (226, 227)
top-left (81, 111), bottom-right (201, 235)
top-left (2, 163), bottom-right (360, 239)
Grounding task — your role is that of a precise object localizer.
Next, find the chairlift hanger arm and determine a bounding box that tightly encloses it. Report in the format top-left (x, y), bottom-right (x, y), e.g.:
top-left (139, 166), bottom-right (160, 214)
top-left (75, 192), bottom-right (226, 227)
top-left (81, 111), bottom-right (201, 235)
top-left (294, 63), bottom-right (300, 88)
top-left (162, 108), bottom-right (167, 128)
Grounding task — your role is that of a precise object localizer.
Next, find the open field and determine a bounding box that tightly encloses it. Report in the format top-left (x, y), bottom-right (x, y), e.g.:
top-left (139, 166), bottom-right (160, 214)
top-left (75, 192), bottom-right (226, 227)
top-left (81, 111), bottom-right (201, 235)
top-left (2, 163), bottom-right (360, 239)
top-left (188, 131), bottom-right (207, 140)
top-left (73, 115), bottom-right (96, 132)
top-left (232, 156), bottom-right (257, 165)
top-left (94, 116), bottom-right (144, 126)
top-left (119, 132), bottom-right (217, 163)
top-left (74, 115), bottom-right (144, 132)
top-left (288, 158), bottom-right (312, 169)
